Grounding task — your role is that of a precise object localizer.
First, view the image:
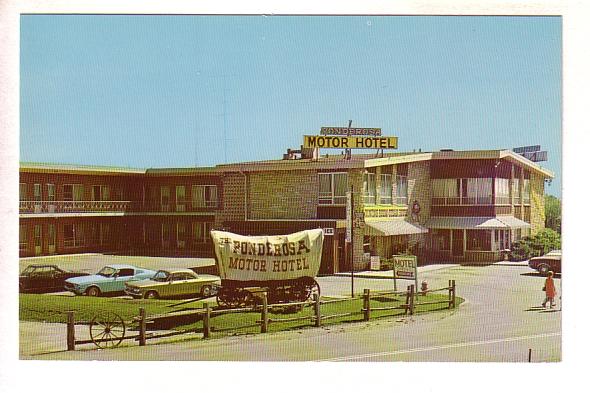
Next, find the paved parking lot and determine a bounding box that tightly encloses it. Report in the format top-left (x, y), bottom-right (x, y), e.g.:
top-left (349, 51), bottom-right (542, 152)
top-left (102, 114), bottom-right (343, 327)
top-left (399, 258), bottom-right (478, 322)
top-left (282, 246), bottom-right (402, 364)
top-left (20, 253), bottom-right (216, 273)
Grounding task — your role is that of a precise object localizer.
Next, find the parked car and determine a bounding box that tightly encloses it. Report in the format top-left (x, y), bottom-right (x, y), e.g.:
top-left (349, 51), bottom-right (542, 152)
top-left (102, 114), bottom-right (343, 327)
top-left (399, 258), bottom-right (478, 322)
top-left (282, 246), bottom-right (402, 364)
top-left (19, 264), bottom-right (90, 293)
top-left (529, 250), bottom-right (561, 275)
top-left (64, 264), bottom-right (156, 296)
top-left (125, 268), bottom-right (221, 299)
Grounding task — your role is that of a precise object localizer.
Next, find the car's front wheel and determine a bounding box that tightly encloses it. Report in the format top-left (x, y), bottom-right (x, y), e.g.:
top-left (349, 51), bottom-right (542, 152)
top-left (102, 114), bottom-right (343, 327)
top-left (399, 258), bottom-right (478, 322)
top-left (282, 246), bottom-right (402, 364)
top-left (86, 286), bottom-right (101, 297)
top-left (201, 285), bottom-right (212, 297)
top-left (144, 290), bottom-right (159, 299)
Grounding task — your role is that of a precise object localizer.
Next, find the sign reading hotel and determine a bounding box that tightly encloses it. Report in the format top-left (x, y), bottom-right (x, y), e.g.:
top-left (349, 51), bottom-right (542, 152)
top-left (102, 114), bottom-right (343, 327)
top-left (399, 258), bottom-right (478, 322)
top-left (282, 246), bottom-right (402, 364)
top-left (392, 255), bottom-right (418, 280)
top-left (210, 229), bottom-right (324, 282)
top-left (303, 135), bottom-right (398, 149)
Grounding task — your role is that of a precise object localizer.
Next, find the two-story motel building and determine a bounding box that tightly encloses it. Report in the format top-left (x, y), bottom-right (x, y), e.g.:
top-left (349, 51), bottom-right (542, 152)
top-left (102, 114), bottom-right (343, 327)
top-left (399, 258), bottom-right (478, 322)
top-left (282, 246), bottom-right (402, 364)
top-left (19, 148), bottom-right (553, 274)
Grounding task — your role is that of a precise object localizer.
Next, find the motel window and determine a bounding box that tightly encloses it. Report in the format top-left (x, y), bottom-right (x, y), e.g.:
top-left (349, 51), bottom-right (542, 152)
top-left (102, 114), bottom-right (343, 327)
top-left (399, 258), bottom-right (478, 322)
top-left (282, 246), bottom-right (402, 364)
top-left (465, 178), bottom-right (492, 205)
top-left (192, 185), bottom-right (218, 208)
top-left (466, 230), bottom-right (492, 251)
top-left (396, 175), bottom-right (408, 205)
top-left (161, 223), bottom-right (171, 247)
top-left (193, 222), bottom-right (212, 244)
top-left (522, 179), bottom-right (531, 205)
top-left (64, 184), bottom-right (84, 201)
top-left (513, 178), bottom-right (521, 205)
top-left (493, 229), bottom-right (511, 251)
top-left (177, 222), bottom-right (186, 248)
top-left (161, 186), bottom-right (170, 212)
top-left (431, 229), bottom-right (451, 251)
top-left (47, 184), bottom-right (55, 202)
top-left (34, 184), bottom-right (42, 202)
top-left (92, 185), bottom-right (110, 201)
top-left (34, 225), bottom-right (42, 248)
top-left (432, 179), bottom-right (460, 205)
top-left (363, 172), bottom-right (376, 205)
top-left (176, 186), bottom-right (186, 212)
top-left (64, 223), bottom-right (85, 248)
top-left (380, 174), bottom-right (393, 204)
top-left (19, 225), bottom-right (27, 251)
top-left (494, 178), bottom-right (510, 205)
top-left (48, 224), bottom-right (56, 247)
top-left (19, 183), bottom-right (27, 201)
top-left (432, 178), bottom-right (492, 205)
top-left (319, 173), bottom-right (347, 205)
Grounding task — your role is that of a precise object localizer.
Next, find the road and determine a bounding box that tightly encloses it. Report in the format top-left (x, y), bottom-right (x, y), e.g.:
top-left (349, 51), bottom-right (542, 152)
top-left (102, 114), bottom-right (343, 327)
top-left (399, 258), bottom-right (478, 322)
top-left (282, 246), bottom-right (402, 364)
top-left (21, 263), bottom-right (561, 361)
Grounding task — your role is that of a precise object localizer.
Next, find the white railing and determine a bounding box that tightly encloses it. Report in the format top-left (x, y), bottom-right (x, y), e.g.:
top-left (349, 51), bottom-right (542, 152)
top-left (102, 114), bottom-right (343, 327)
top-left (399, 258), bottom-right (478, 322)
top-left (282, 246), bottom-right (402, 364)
top-left (20, 200), bottom-right (132, 214)
top-left (364, 206), bottom-right (408, 218)
top-left (431, 196), bottom-right (498, 206)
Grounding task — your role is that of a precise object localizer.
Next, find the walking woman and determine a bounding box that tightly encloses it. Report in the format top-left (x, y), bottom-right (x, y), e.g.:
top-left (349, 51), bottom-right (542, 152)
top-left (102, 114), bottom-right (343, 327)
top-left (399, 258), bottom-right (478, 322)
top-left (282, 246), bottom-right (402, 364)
top-left (542, 271), bottom-right (557, 308)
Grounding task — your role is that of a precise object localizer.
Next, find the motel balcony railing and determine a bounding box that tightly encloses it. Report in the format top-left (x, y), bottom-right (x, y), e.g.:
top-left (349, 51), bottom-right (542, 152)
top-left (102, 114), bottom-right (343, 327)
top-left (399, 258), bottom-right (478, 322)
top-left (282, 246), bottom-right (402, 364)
top-left (363, 204), bottom-right (408, 218)
top-left (431, 196), bottom-right (495, 206)
top-left (20, 200), bottom-right (133, 214)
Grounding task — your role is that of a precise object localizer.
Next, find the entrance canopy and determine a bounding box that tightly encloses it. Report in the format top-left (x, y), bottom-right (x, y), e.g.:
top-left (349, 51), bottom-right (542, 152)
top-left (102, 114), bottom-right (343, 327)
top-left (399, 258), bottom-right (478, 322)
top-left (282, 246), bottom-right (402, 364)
top-left (365, 218), bottom-right (428, 236)
top-left (426, 216), bottom-right (530, 230)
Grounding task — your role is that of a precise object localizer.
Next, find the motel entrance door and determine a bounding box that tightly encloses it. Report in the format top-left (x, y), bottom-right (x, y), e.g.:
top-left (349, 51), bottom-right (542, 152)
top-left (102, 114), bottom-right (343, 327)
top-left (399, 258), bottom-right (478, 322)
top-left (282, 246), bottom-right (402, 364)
top-left (34, 224), bottom-right (42, 255)
top-left (451, 229), bottom-right (464, 258)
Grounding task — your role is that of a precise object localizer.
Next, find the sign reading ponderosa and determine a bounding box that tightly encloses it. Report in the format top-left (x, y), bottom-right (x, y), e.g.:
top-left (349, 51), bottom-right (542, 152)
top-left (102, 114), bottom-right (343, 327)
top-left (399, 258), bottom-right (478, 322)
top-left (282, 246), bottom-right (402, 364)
top-left (211, 229), bottom-right (324, 281)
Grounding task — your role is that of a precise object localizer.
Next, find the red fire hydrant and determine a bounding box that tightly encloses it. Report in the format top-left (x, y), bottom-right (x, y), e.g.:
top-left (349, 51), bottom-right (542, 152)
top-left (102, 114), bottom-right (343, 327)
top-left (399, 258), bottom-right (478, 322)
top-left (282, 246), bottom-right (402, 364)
top-left (421, 280), bottom-right (428, 295)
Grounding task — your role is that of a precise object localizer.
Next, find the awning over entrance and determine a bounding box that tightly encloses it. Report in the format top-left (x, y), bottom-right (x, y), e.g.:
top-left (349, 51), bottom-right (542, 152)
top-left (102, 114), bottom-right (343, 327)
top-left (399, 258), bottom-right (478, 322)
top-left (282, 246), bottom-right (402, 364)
top-left (365, 219), bottom-right (428, 236)
top-left (425, 216), bottom-right (530, 230)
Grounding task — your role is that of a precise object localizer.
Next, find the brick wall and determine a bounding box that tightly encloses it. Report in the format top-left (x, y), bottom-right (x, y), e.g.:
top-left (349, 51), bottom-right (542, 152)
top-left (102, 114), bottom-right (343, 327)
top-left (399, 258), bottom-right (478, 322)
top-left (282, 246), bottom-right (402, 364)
top-left (248, 170), bottom-right (319, 219)
top-left (218, 172), bottom-right (246, 223)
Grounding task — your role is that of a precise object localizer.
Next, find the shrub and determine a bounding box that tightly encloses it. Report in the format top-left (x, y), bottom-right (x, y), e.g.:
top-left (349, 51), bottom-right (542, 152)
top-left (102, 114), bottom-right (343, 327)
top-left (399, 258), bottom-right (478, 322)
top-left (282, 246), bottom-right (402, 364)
top-left (509, 228), bottom-right (561, 261)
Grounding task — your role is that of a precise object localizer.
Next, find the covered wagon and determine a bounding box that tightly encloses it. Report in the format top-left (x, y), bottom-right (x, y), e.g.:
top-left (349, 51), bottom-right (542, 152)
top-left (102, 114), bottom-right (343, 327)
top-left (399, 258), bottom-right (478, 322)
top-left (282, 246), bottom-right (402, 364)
top-left (210, 229), bottom-right (324, 307)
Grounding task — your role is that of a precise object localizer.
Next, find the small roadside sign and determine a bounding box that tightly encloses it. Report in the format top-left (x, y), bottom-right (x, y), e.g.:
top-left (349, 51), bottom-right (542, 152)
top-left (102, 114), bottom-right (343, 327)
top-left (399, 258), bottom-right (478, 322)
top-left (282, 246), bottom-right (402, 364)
top-left (370, 256), bottom-right (381, 271)
top-left (392, 255), bottom-right (418, 292)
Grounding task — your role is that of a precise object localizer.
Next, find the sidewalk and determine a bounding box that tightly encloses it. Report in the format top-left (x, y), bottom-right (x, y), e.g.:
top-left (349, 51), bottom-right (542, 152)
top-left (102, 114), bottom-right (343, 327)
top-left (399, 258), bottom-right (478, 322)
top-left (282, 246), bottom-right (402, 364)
top-left (333, 263), bottom-right (459, 279)
top-left (493, 260), bottom-right (529, 267)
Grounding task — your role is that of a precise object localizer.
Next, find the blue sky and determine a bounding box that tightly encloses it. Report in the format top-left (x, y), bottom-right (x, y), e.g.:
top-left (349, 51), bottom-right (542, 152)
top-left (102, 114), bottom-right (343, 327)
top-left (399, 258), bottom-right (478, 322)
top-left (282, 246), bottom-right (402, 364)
top-left (20, 15), bottom-right (561, 195)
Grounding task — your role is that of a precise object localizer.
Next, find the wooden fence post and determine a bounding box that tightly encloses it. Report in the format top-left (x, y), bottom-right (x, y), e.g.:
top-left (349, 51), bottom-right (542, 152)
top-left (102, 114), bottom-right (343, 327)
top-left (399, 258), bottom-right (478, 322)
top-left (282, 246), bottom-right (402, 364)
top-left (261, 292), bottom-right (269, 333)
top-left (448, 280), bottom-right (452, 309)
top-left (313, 293), bottom-right (321, 327)
top-left (452, 280), bottom-right (456, 308)
top-left (203, 303), bottom-right (211, 339)
top-left (139, 307), bottom-right (146, 346)
top-left (66, 311), bottom-right (75, 351)
top-left (404, 286), bottom-right (410, 315)
top-left (363, 289), bottom-right (371, 321)
top-left (409, 285), bottom-right (415, 315)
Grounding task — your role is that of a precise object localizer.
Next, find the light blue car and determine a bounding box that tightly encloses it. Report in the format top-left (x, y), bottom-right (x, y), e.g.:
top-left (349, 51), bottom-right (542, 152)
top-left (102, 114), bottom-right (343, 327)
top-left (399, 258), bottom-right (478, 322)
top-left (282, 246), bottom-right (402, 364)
top-left (64, 264), bottom-right (156, 296)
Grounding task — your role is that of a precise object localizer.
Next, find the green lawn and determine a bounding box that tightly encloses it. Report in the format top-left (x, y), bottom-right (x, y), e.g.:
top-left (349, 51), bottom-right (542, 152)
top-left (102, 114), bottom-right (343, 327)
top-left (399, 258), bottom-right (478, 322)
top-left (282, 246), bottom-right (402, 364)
top-left (20, 292), bottom-right (463, 339)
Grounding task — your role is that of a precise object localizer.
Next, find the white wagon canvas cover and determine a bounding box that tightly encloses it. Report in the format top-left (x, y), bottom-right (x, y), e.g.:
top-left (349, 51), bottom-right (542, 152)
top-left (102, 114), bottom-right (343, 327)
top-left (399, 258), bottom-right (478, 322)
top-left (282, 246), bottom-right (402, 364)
top-left (211, 229), bottom-right (324, 282)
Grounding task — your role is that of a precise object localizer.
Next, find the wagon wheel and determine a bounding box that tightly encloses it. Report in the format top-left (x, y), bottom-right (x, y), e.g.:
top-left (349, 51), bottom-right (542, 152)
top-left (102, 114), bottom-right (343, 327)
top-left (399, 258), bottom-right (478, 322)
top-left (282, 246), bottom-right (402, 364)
top-left (89, 311), bottom-right (126, 349)
top-left (306, 279), bottom-right (321, 300)
top-left (290, 283), bottom-right (311, 302)
top-left (217, 288), bottom-right (241, 308)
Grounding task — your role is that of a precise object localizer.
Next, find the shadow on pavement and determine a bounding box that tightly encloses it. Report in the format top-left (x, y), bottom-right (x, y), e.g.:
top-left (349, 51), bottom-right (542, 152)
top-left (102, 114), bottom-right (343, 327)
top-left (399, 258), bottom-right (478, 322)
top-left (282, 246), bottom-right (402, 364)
top-left (520, 272), bottom-right (561, 279)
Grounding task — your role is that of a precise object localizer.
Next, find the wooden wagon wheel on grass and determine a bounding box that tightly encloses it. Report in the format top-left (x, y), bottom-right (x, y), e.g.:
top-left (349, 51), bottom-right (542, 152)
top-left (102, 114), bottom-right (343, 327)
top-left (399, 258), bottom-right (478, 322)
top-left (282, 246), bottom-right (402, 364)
top-left (89, 311), bottom-right (126, 349)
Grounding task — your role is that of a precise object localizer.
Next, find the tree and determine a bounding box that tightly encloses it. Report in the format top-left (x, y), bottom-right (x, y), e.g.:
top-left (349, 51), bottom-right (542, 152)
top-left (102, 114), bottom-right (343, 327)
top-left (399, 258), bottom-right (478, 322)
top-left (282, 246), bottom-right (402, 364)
top-left (545, 195), bottom-right (561, 233)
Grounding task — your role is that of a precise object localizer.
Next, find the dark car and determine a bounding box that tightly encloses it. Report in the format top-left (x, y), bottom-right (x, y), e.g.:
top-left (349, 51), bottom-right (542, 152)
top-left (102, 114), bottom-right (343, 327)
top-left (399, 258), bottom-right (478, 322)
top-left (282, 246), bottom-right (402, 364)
top-left (19, 264), bottom-right (90, 293)
top-left (528, 250), bottom-right (561, 275)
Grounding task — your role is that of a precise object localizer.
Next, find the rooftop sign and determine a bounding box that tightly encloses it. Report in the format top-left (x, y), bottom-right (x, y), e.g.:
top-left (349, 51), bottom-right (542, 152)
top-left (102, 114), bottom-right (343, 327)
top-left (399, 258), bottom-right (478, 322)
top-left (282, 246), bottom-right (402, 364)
top-left (303, 135), bottom-right (398, 149)
top-left (320, 127), bottom-right (381, 136)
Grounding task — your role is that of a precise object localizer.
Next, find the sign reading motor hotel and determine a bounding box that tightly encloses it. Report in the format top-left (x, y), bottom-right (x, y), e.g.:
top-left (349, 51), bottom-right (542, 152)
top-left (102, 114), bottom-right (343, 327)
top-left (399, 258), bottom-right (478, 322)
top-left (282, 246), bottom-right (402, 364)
top-left (304, 135), bottom-right (398, 149)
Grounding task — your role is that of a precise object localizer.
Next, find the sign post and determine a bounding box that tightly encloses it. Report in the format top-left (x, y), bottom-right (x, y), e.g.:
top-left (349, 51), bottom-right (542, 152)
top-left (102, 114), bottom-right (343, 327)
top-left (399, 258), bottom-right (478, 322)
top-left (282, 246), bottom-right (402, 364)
top-left (392, 255), bottom-right (418, 293)
top-left (346, 189), bottom-right (354, 298)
